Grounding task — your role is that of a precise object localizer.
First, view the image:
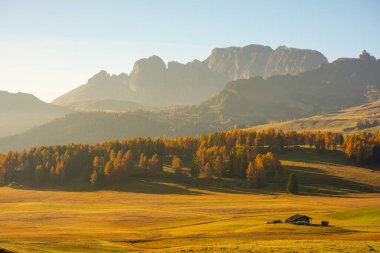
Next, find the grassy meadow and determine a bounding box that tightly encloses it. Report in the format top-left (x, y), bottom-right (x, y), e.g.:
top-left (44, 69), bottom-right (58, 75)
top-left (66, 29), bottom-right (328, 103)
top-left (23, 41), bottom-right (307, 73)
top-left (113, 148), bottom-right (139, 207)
top-left (1, 148), bottom-right (379, 252)
top-left (249, 100), bottom-right (380, 133)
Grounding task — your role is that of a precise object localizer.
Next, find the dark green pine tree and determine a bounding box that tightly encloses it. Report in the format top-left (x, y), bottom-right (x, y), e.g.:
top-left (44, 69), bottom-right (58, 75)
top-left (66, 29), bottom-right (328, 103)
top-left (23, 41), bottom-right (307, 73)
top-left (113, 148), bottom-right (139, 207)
top-left (287, 173), bottom-right (299, 194)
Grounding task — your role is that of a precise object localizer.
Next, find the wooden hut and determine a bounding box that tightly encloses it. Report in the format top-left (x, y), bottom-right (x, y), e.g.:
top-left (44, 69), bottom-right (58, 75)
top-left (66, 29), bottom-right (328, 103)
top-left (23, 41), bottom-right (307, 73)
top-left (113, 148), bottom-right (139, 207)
top-left (285, 214), bottom-right (312, 224)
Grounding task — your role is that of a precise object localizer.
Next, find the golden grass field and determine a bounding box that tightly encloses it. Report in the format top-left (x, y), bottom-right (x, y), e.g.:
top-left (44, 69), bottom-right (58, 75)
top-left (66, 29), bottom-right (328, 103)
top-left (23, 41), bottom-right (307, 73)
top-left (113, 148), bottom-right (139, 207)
top-left (249, 100), bottom-right (380, 133)
top-left (1, 149), bottom-right (380, 252)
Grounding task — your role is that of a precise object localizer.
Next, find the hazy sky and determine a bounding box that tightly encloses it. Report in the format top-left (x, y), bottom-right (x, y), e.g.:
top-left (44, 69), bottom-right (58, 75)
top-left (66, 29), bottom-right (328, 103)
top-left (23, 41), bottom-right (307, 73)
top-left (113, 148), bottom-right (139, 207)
top-left (0, 0), bottom-right (379, 102)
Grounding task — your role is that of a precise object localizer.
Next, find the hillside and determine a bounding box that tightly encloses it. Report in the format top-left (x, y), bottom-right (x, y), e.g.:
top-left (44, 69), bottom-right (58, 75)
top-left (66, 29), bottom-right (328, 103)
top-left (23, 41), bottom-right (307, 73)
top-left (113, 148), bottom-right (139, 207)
top-left (0, 112), bottom-right (171, 152)
top-left (0, 52), bottom-right (378, 152)
top-left (168, 51), bottom-right (380, 130)
top-left (0, 91), bottom-right (70, 138)
top-left (65, 99), bottom-right (150, 112)
top-left (53, 44), bottom-right (327, 107)
top-left (249, 100), bottom-right (380, 133)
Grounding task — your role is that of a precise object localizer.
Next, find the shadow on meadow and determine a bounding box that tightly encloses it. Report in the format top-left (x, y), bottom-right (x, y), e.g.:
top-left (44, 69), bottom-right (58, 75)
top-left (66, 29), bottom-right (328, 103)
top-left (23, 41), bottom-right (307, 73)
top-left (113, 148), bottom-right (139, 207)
top-left (278, 147), bottom-right (351, 166)
top-left (8, 147), bottom-right (379, 196)
top-left (285, 165), bottom-right (380, 196)
top-left (8, 172), bottom-right (273, 196)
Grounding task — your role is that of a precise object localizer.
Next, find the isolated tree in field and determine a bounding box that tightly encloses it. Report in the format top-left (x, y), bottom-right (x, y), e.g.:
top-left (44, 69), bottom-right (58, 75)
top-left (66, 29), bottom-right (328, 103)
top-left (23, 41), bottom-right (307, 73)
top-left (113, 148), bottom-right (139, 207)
top-left (287, 173), bottom-right (299, 194)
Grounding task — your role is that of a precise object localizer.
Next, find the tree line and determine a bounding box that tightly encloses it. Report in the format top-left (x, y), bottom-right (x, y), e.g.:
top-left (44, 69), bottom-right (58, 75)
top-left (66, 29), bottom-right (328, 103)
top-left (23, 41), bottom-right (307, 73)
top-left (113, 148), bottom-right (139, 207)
top-left (344, 131), bottom-right (380, 164)
top-left (0, 129), bottom-right (345, 189)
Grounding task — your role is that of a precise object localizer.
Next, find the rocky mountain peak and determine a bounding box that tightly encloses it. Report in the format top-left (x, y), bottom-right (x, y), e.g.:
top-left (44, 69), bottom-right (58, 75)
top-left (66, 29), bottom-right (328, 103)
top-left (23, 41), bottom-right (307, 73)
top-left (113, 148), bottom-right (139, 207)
top-left (129, 55), bottom-right (167, 91)
top-left (53, 43), bottom-right (330, 107)
top-left (88, 70), bottom-right (111, 84)
top-left (205, 44), bottom-right (327, 80)
top-left (360, 50), bottom-right (376, 62)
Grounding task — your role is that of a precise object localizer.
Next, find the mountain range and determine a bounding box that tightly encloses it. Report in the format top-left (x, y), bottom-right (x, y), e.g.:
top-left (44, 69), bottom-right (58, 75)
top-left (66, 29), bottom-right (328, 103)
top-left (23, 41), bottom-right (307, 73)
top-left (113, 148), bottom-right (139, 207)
top-left (0, 45), bottom-right (379, 152)
top-left (184, 50), bottom-right (380, 129)
top-left (52, 44), bottom-right (327, 107)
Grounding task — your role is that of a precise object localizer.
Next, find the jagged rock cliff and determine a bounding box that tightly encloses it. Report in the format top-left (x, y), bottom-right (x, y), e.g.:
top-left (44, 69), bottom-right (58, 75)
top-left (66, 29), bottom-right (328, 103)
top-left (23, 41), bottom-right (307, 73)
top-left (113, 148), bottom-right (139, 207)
top-left (53, 44), bottom-right (328, 107)
top-left (204, 45), bottom-right (328, 79)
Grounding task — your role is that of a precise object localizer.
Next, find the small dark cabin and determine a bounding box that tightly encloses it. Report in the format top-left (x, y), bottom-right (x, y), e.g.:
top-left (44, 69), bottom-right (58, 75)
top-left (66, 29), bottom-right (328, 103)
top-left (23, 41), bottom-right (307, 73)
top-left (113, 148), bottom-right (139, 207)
top-left (285, 214), bottom-right (312, 224)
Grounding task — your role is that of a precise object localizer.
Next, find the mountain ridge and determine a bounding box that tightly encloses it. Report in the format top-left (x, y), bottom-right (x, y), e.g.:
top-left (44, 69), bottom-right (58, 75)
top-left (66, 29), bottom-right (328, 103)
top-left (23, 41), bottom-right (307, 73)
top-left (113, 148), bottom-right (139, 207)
top-left (0, 91), bottom-right (70, 138)
top-left (1, 51), bottom-right (378, 152)
top-left (52, 44), bottom-right (328, 107)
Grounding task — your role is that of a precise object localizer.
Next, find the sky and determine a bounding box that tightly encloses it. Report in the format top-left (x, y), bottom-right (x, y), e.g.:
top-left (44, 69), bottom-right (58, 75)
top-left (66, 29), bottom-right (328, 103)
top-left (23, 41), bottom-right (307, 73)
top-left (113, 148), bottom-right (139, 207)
top-left (0, 0), bottom-right (379, 102)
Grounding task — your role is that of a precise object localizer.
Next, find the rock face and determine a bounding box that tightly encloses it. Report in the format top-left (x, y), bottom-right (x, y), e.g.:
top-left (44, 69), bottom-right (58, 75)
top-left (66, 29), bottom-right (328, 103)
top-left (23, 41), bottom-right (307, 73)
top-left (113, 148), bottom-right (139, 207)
top-left (128, 55), bottom-right (167, 92)
top-left (186, 51), bottom-right (380, 129)
top-left (53, 44), bottom-right (328, 107)
top-left (204, 45), bottom-right (328, 79)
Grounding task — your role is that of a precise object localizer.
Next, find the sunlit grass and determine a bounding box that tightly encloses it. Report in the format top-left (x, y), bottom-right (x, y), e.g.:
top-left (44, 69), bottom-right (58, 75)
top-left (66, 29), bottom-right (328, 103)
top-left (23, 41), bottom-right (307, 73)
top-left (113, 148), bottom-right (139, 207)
top-left (0, 148), bottom-right (379, 252)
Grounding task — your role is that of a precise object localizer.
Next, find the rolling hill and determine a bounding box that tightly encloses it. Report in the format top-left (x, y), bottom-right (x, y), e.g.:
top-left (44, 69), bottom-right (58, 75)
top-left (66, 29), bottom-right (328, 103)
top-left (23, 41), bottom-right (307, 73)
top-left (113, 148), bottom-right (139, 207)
top-left (249, 100), bottom-right (380, 133)
top-left (0, 91), bottom-right (70, 138)
top-left (0, 112), bottom-right (171, 152)
top-left (65, 98), bottom-right (150, 112)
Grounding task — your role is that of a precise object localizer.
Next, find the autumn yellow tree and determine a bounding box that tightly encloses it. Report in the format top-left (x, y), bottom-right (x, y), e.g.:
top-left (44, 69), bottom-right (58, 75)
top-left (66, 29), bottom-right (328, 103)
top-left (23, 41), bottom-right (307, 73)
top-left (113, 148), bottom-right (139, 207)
top-left (171, 155), bottom-right (183, 178)
top-left (148, 153), bottom-right (162, 173)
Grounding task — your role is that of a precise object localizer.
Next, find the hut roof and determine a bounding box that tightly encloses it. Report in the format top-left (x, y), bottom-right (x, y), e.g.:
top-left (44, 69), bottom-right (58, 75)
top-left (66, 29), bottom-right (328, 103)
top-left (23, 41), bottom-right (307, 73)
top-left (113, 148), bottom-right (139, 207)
top-left (285, 214), bottom-right (312, 222)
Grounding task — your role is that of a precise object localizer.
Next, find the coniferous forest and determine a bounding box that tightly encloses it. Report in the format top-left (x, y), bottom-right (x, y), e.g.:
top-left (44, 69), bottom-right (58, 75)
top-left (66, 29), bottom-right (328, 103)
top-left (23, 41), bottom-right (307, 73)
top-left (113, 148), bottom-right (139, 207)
top-left (3, 129), bottom-right (371, 190)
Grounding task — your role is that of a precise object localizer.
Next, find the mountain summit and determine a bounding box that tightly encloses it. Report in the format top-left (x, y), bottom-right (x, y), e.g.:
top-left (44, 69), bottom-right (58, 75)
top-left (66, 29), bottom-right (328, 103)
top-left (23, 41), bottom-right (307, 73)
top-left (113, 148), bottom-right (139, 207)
top-left (53, 44), bottom-right (328, 107)
top-left (205, 45), bottom-right (328, 80)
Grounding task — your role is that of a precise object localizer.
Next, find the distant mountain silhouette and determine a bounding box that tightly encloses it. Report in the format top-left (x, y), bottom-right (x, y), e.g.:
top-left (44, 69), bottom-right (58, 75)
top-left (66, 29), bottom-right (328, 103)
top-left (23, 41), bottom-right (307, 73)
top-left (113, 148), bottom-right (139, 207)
top-left (0, 91), bottom-right (70, 138)
top-left (65, 99), bottom-right (149, 112)
top-left (0, 112), bottom-right (170, 151)
top-left (53, 44), bottom-right (327, 107)
top-left (183, 50), bottom-right (380, 129)
top-left (204, 45), bottom-right (327, 79)
top-left (1, 51), bottom-right (378, 152)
